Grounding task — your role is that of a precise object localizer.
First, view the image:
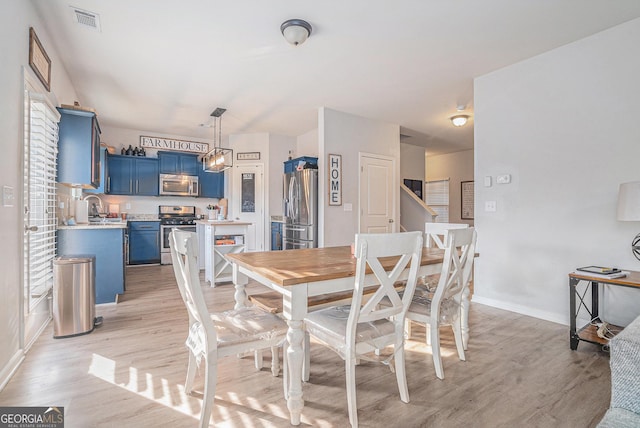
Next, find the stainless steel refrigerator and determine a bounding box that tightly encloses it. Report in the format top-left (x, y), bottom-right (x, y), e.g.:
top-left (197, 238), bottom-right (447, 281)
top-left (283, 168), bottom-right (318, 249)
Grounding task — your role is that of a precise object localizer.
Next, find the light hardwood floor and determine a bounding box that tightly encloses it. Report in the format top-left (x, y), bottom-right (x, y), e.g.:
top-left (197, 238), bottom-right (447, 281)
top-left (0, 265), bottom-right (610, 427)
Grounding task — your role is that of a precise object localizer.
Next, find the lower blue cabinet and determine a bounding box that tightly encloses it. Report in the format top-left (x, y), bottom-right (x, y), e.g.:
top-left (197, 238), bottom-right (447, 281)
top-left (57, 228), bottom-right (125, 304)
top-left (128, 221), bottom-right (161, 264)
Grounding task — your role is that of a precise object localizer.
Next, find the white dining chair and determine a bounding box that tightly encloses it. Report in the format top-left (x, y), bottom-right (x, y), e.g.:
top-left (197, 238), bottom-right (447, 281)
top-left (304, 231), bottom-right (423, 427)
top-left (406, 222), bottom-right (472, 344)
top-left (169, 229), bottom-right (288, 428)
top-left (406, 227), bottom-right (477, 380)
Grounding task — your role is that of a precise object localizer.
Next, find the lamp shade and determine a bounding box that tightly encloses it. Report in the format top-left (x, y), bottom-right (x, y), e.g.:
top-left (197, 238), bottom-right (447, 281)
top-left (281, 19), bottom-right (312, 46)
top-left (617, 181), bottom-right (640, 221)
top-left (451, 115), bottom-right (469, 127)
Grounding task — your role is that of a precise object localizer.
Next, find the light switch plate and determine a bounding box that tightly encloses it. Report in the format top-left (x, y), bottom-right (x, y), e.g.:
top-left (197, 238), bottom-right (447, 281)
top-left (3, 186), bottom-right (14, 207)
top-left (484, 176), bottom-right (492, 187)
top-left (497, 174), bottom-right (511, 184)
top-left (125, 203), bottom-right (131, 210)
top-left (344, 203), bottom-right (353, 212)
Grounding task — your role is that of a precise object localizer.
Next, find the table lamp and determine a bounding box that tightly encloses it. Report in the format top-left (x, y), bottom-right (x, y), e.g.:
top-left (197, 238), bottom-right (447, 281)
top-left (616, 181), bottom-right (640, 260)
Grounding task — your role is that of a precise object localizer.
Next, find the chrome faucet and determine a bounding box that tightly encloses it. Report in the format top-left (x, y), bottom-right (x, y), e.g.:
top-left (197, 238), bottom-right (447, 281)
top-left (83, 194), bottom-right (104, 217)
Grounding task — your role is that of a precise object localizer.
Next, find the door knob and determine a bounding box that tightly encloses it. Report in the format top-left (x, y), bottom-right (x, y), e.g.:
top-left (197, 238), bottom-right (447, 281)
top-left (388, 218), bottom-right (394, 223)
top-left (25, 225), bottom-right (38, 232)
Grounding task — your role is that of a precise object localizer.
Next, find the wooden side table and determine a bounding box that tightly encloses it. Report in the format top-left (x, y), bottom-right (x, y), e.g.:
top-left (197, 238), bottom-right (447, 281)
top-left (569, 270), bottom-right (640, 350)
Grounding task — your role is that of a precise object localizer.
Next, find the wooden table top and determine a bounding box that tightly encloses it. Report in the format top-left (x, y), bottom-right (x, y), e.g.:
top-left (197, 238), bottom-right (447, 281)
top-left (569, 270), bottom-right (640, 288)
top-left (226, 246), bottom-right (448, 287)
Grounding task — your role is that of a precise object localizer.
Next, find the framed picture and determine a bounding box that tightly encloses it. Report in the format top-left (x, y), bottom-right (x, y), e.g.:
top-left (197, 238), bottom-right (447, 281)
top-left (237, 152), bottom-right (260, 161)
top-left (29, 27), bottom-right (51, 92)
top-left (461, 181), bottom-right (474, 220)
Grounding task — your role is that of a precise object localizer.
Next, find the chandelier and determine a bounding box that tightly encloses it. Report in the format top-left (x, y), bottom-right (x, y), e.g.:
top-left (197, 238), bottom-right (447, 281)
top-left (202, 107), bottom-right (232, 173)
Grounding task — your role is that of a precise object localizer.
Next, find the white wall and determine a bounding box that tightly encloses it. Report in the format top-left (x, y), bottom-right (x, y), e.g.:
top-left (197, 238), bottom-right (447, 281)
top-left (319, 108), bottom-right (400, 247)
top-left (400, 142), bottom-right (426, 183)
top-left (268, 134), bottom-right (296, 217)
top-left (0, 1), bottom-right (78, 387)
top-left (474, 17), bottom-right (640, 326)
top-left (427, 149), bottom-right (474, 226)
top-left (296, 129), bottom-right (319, 158)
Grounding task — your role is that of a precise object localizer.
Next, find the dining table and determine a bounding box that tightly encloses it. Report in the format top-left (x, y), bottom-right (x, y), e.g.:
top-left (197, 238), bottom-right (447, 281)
top-left (227, 245), bottom-right (465, 425)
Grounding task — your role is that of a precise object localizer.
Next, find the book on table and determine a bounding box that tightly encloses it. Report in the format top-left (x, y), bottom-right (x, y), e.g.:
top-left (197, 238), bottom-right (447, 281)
top-left (575, 266), bottom-right (627, 279)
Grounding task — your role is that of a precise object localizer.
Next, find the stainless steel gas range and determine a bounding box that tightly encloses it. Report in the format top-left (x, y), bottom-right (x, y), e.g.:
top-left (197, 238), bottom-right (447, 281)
top-left (159, 205), bottom-right (197, 265)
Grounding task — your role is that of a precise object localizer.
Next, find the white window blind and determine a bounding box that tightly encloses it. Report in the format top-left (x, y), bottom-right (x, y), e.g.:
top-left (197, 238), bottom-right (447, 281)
top-left (425, 178), bottom-right (449, 223)
top-left (24, 92), bottom-right (59, 304)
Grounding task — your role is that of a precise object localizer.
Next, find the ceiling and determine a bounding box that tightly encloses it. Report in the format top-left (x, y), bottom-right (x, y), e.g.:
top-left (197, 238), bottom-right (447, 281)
top-left (33, 1), bottom-right (640, 155)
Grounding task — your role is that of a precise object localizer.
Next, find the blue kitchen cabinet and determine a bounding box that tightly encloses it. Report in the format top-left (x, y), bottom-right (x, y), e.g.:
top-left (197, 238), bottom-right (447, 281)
top-left (84, 147), bottom-right (108, 194)
top-left (158, 151), bottom-right (199, 175)
top-left (57, 228), bottom-right (125, 304)
top-left (128, 221), bottom-right (160, 264)
top-left (198, 168), bottom-right (224, 198)
top-left (284, 156), bottom-right (317, 173)
top-left (271, 221), bottom-right (283, 250)
top-left (57, 108), bottom-right (101, 188)
top-left (107, 155), bottom-right (159, 196)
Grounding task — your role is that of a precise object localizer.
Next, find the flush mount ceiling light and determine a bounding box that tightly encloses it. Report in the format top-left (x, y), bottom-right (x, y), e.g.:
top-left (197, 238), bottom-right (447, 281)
top-left (281, 19), bottom-right (312, 46)
top-left (450, 115), bottom-right (470, 127)
top-left (450, 105), bottom-right (470, 127)
top-left (202, 108), bottom-right (233, 173)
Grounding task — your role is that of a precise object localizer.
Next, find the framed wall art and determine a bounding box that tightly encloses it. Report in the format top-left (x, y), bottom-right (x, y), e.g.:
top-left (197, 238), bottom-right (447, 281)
top-left (29, 27), bottom-right (51, 92)
top-left (461, 180), bottom-right (474, 220)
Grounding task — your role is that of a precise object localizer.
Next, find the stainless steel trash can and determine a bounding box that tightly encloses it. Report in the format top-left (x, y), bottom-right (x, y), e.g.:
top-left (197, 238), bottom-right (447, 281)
top-left (53, 255), bottom-right (96, 338)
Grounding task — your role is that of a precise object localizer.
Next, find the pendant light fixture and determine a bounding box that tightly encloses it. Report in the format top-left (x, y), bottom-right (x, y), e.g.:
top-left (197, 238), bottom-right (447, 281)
top-left (202, 108), bottom-right (233, 173)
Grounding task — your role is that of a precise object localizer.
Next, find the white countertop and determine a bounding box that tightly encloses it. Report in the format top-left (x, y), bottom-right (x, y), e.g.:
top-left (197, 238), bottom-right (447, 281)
top-left (194, 220), bottom-right (252, 226)
top-left (58, 222), bottom-right (128, 230)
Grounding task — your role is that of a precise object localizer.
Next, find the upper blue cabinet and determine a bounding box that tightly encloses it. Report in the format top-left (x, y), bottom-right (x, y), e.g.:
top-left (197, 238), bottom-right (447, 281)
top-left (198, 168), bottom-right (224, 198)
top-left (84, 147), bottom-right (107, 194)
top-left (56, 108), bottom-right (101, 188)
top-left (107, 155), bottom-right (159, 196)
top-left (158, 151), bottom-right (199, 175)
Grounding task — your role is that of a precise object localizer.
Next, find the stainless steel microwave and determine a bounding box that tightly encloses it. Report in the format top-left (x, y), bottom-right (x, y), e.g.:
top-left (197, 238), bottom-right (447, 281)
top-left (159, 174), bottom-right (199, 196)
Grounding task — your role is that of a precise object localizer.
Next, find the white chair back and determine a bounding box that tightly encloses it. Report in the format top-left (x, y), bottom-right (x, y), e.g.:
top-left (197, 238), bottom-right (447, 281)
top-left (431, 228), bottom-right (477, 320)
top-left (425, 222), bottom-right (469, 249)
top-left (348, 231), bottom-right (423, 342)
top-left (169, 229), bottom-right (217, 357)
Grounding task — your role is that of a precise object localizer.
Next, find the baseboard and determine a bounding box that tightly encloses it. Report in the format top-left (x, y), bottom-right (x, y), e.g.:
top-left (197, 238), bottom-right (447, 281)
top-left (472, 294), bottom-right (567, 326)
top-left (0, 350), bottom-right (25, 392)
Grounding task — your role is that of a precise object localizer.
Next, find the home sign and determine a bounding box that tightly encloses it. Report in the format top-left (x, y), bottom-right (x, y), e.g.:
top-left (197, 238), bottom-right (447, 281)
top-left (328, 154), bottom-right (342, 206)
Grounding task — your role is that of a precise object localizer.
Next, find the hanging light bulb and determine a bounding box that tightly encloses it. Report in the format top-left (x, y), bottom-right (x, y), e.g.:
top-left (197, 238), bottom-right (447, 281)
top-left (202, 108), bottom-right (233, 173)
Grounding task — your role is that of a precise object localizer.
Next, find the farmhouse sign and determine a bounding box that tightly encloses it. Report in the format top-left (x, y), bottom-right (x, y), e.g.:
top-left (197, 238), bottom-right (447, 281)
top-left (140, 136), bottom-right (209, 154)
top-left (328, 154), bottom-right (342, 206)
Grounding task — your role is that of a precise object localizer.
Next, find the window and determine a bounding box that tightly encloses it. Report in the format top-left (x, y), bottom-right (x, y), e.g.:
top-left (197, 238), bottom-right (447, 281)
top-left (23, 86), bottom-right (59, 310)
top-left (424, 178), bottom-right (449, 223)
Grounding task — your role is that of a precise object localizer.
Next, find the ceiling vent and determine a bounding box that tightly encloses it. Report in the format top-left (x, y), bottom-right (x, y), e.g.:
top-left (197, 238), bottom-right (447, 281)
top-left (70, 6), bottom-right (101, 31)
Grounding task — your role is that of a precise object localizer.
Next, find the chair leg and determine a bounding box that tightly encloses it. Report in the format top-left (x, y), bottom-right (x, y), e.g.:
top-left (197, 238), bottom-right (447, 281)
top-left (303, 331), bottom-right (310, 382)
top-left (394, 343), bottom-right (410, 403)
top-left (200, 358), bottom-right (217, 428)
top-left (185, 352), bottom-right (198, 394)
top-left (461, 286), bottom-right (471, 350)
top-left (430, 322), bottom-right (444, 380)
top-left (345, 356), bottom-right (358, 428)
top-left (404, 318), bottom-right (412, 339)
top-left (254, 350), bottom-right (263, 370)
top-left (452, 321), bottom-right (466, 361)
top-left (271, 346), bottom-right (280, 376)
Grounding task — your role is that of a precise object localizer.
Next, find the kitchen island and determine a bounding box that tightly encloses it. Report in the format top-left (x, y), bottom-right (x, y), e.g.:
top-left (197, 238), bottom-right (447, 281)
top-left (195, 220), bottom-right (251, 286)
top-left (57, 223), bottom-right (126, 304)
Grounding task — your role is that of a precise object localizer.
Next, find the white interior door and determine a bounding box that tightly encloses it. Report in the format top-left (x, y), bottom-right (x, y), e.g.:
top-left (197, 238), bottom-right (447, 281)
top-left (231, 164), bottom-right (264, 251)
top-left (359, 154), bottom-right (395, 233)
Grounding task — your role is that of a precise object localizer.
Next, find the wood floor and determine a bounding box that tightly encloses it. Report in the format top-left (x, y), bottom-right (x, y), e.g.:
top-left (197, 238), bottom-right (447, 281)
top-left (0, 265), bottom-right (611, 427)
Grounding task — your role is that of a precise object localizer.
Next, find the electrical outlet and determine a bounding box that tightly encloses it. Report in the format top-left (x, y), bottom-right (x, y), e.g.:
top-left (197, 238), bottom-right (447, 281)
top-left (125, 203), bottom-right (131, 210)
top-left (485, 201), bottom-right (497, 212)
